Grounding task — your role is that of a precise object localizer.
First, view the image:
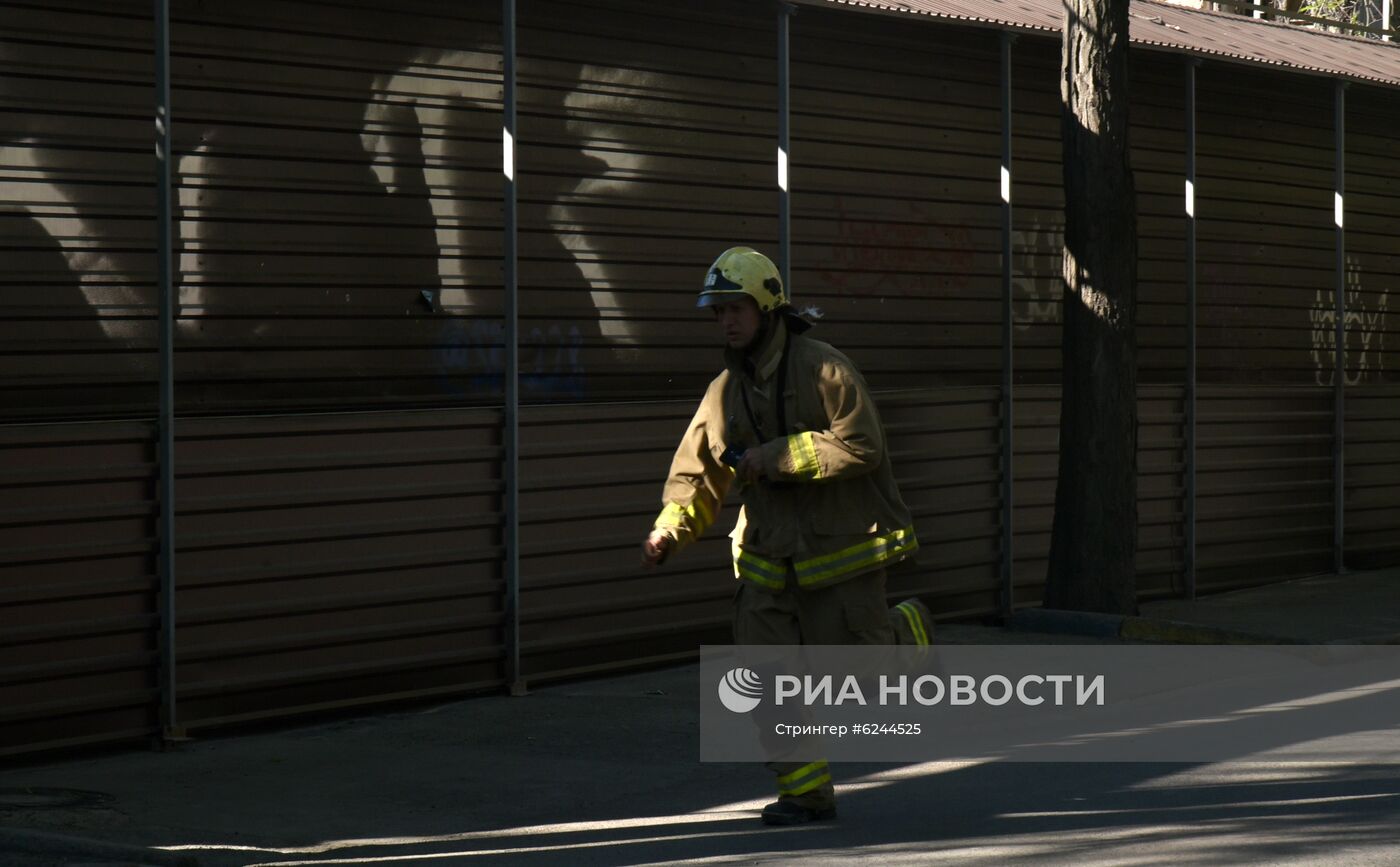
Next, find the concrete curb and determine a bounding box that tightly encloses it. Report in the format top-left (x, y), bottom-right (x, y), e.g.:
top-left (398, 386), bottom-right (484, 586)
top-left (1005, 608), bottom-right (1123, 639)
top-left (1007, 608), bottom-right (1309, 645)
top-left (1328, 633), bottom-right (1400, 645)
top-left (0, 828), bottom-right (198, 867)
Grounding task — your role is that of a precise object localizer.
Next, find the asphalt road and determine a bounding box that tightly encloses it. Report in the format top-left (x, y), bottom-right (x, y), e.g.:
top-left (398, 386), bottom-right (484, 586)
top-left (2, 638), bottom-right (1398, 866)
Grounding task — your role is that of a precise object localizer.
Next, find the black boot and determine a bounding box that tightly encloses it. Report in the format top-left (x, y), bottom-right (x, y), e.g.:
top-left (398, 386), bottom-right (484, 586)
top-left (761, 797), bottom-right (837, 826)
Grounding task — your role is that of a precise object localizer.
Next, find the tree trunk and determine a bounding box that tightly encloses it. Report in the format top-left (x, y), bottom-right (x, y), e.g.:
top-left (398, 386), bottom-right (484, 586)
top-left (1045, 0), bottom-right (1139, 614)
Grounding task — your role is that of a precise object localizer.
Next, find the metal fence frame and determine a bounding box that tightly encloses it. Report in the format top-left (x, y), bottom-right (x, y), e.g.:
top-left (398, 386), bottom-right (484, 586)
top-left (132, 0), bottom-right (1366, 744)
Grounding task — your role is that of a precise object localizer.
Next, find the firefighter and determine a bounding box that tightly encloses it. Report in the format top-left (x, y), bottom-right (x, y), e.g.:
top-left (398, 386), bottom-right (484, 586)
top-left (640, 246), bottom-right (933, 825)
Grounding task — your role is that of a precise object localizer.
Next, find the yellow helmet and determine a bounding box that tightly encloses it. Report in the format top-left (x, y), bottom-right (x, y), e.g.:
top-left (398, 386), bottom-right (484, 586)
top-left (697, 247), bottom-right (787, 312)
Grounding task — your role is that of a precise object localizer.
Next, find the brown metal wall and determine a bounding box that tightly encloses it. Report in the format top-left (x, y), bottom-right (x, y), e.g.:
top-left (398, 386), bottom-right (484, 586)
top-left (2, 1), bottom-right (1399, 757)
top-left (515, 0), bottom-right (778, 402)
top-left (0, 421), bottom-right (159, 758)
top-left (0, 1), bottom-right (157, 420)
top-left (1331, 77), bottom-right (1397, 576)
top-left (518, 387), bottom-right (1007, 684)
top-left (1197, 68), bottom-right (1336, 383)
top-left (1, 409), bottom-right (505, 756)
top-left (789, 13), bottom-right (1001, 386)
top-left (6, 1), bottom-right (1391, 411)
top-left (1196, 386), bottom-right (1335, 588)
top-left (166, 1), bottom-right (503, 414)
top-left (518, 400), bottom-right (732, 681)
top-left (169, 409), bottom-right (504, 730)
top-left (1345, 87), bottom-right (1398, 393)
top-left (1347, 386), bottom-right (1400, 570)
top-left (1009, 386), bottom-right (1186, 607)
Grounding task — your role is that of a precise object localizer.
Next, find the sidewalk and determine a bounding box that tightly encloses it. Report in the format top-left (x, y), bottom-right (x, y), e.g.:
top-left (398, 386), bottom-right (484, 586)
top-left (1009, 566), bottom-right (1400, 645)
top-left (1, 567), bottom-right (1396, 867)
top-left (1139, 568), bottom-right (1400, 644)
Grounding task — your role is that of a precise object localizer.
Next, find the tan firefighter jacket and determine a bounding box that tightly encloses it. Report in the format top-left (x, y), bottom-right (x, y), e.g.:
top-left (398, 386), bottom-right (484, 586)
top-left (652, 319), bottom-right (918, 591)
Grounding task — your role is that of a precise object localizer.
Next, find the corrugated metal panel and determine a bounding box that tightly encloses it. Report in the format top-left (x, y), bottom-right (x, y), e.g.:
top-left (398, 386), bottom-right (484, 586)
top-left (167, 1), bottom-right (503, 415)
top-left (1196, 66), bottom-right (1338, 384)
top-left (518, 401), bottom-right (731, 681)
top-left (0, 1), bottom-right (157, 421)
top-left (783, 14), bottom-right (1172, 386)
top-left (1, 408), bottom-right (506, 755)
top-left (3, 0), bottom-right (1399, 760)
top-left (1197, 386), bottom-right (1335, 587)
top-left (1345, 88), bottom-right (1398, 390)
top-left (171, 408), bottom-right (504, 731)
top-left (879, 388), bottom-right (1002, 617)
top-left (790, 12), bottom-right (1003, 387)
top-left (0, 420), bottom-right (159, 757)
top-left (800, 0), bottom-right (1400, 90)
top-left (515, 0), bottom-right (778, 402)
top-left (6, 0), bottom-right (1396, 417)
top-left (1011, 386), bottom-right (1186, 606)
top-left (1131, 55), bottom-right (1189, 386)
top-left (519, 386), bottom-right (1006, 686)
top-left (1137, 387), bottom-right (1188, 595)
top-left (995, 40), bottom-right (1191, 386)
top-left (1347, 386), bottom-right (1400, 569)
top-left (1004, 37), bottom-right (1064, 382)
top-left (1341, 88), bottom-right (1398, 572)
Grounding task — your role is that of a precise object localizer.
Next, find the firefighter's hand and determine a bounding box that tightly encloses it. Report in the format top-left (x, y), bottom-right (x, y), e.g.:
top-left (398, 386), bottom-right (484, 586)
top-left (736, 448), bottom-right (767, 485)
top-left (641, 530), bottom-right (674, 569)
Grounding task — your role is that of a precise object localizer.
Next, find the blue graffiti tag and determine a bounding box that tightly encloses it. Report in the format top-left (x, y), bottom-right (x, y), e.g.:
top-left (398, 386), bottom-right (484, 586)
top-left (435, 319), bottom-right (585, 398)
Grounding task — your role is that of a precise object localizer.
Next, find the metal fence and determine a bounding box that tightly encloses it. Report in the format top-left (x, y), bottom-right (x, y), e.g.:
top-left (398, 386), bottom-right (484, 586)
top-left (1, 0), bottom-right (1397, 758)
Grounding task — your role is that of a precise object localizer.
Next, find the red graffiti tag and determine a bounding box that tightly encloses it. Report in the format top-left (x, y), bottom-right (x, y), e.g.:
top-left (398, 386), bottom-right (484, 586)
top-left (817, 197), bottom-right (975, 297)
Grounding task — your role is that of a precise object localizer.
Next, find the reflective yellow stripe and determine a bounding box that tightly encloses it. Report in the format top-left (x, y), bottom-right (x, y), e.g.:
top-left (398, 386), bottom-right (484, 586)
top-left (800, 535), bottom-right (917, 587)
top-left (737, 563), bottom-right (785, 589)
top-left (735, 550), bottom-right (786, 589)
top-left (901, 607), bottom-right (924, 647)
top-left (740, 549), bottom-right (785, 576)
top-left (776, 761), bottom-right (828, 787)
top-left (694, 496), bottom-right (714, 527)
top-left (798, 526), bottom-right (915, 571)
top-left (897, 601), bottom-right (929, 646)
top-left (785, 431), bottom-right (822, 480)
top-left (656, 497), bottom-right (714, 536)
top-left (786, 772), bottom-right (832, 796)
top-left (658, 503), bottom-right (685, 526)
top-left (794, 526), bottom-right (918, 587)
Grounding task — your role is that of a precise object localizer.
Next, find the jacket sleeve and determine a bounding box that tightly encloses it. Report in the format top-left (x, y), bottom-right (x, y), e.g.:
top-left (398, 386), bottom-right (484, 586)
top-left (762, 358), bottom-right (883, 483)
top-left (652, 379), bottom-right (733, 551)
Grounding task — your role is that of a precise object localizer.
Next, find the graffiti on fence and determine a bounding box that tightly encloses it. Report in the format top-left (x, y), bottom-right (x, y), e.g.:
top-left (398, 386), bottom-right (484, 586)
top-left (362, 49), bottom-right (657, 352)
top-left (1310, 256), bottom-right (1389, 386)
top-left (434, 319), bottom-right (586, 398)
top-left (818, 197), bottom-right (974, 296)
top-left (1012, 218), bottom-right (1062, 331)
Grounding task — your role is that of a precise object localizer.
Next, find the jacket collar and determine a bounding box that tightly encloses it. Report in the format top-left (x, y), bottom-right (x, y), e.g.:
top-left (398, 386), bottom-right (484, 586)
top-left (726, 316), bottom-right (789, 385)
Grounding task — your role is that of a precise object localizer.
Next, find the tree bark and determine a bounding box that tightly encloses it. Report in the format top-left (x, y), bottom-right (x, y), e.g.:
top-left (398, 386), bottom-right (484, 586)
top-left (1045, 0), bottom-right (1139, 614)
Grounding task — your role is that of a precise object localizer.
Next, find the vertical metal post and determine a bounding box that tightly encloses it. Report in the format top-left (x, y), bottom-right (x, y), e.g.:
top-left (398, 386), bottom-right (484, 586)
top-left (154, 0), bottom-right (181, 742)
top-left (1333, 80), bottom-right (1346, 575)
top-left (778, 3), bottom-right (793, 292)
top-left (1384, 0), bottom-right (1392, 41)
top-left (999, 32), bottom-right (1014, 618)
top-left (1184, 59), bottom-right (1198, 600)
top-left (503, 0), bottom-right (525, 695)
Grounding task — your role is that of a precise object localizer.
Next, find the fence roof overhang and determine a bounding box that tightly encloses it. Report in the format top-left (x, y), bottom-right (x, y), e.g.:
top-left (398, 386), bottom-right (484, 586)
top-left (796, 0), bottom-right (1400, 91)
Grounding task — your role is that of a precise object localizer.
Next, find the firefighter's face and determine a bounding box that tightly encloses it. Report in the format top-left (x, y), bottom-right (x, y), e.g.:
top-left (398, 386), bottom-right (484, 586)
top-left (711, 296), bottom-right (764, 351)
